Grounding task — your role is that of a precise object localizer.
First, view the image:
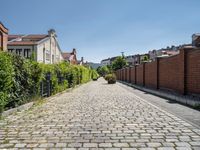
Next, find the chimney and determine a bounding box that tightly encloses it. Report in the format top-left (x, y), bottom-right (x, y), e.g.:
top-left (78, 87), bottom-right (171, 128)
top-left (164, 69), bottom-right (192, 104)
top-left (192, 34), bottom-right (200, 47)
top-left (81, 57), bottom-right (84, 62)
top-left (72, 48), bottom-right (76, 55)
top-left (48, 29), bottom-right (56, 37)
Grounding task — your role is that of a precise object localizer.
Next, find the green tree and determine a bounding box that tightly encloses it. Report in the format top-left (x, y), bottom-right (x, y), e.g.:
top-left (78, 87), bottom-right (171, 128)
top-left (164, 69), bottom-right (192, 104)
top-left (111, 56), bottom-right (127, 71)
top-left (97, 66), bottom-right (110, 76)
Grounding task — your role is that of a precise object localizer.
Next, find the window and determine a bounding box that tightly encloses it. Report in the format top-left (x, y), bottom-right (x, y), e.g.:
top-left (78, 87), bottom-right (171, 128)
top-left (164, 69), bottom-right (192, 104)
top-left (16, 49), bottom-right (22, 55)
top-left (8, 49), bottom-right (14, 53)
top-left (46, 51), bottom-right (50, 61)
top-left (43, 48), bottom-right (45, 63)
top-left (52, 55), bottom-right (54, 63)
top-left (24, 49), bottom-right (30, 58)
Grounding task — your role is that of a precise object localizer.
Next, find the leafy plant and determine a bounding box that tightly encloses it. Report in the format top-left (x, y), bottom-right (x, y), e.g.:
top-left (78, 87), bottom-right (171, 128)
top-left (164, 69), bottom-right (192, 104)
top-left (91, 69), bottom-right (99, 80)
top-left (0, 52), bottom-right (93, 115)
top-left (105, 74), bottom-right (116, 84)
top-left (0, 52), bottom-right (14, 113)
top-left (111, 56), bottom-right (127, 71)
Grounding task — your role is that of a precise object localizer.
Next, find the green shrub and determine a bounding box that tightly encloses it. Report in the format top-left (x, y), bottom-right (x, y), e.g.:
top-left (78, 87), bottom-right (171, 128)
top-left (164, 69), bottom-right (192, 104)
top-left (8, 55), bottom-right (41, 108)
top-left (0, 52), bottom-right (14, 113)
top-left (91, 69), bottom-right (99, 80)
top-left (105, 74), bottom-right (116, 84)
top-left (0, 52), bottom-right (93, 115)
top-left (79, 65), bottom-right (91, 83)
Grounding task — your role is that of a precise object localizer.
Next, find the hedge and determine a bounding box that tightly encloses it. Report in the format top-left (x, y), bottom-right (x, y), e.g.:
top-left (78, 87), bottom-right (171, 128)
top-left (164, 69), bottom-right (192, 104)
top-left (0, 52), bottom-right (98, 114)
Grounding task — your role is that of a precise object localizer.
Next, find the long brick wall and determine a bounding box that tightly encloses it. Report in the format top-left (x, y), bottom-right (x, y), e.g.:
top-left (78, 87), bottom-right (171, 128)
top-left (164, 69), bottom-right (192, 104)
top-left (187, 49), bottom-right (200, 95)
top-left (145, 61), bottom-right (157, 89)
top-left (159, 53), bottom-right (184, 94)
top-left (136, 65), bottom-right (144, 86)
top-left (130, 67), bottom-right (135, 84)
top-left (116, 47), bottom-right (200, 96)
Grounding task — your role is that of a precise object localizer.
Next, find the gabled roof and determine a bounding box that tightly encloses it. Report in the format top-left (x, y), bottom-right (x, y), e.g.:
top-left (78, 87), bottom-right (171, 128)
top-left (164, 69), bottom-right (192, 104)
top-left (62, 52), bottom-right (72, 60)
top-left (8, 34), bottom-right (49, 46)
top-left (0, 22), bottom-right (8, 33)
top-left (8, 41), bottom-right (37, 46)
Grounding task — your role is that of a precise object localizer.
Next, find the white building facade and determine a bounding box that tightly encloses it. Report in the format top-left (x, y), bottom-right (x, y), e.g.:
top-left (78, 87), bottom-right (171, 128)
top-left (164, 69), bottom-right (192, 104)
top-left (8, 29), bottom-right (63, 64)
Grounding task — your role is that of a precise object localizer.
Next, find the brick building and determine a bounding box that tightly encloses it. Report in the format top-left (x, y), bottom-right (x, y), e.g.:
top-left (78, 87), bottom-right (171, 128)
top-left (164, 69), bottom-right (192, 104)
top-left (62, 48), bottom-right (78, 65)
top-left (0, 22), bottom-right (8, 51)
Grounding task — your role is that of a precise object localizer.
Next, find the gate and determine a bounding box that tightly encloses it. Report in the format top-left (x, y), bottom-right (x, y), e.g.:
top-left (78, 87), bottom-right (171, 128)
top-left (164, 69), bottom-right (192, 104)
top-left (40, 72), bottom-right (52, 97)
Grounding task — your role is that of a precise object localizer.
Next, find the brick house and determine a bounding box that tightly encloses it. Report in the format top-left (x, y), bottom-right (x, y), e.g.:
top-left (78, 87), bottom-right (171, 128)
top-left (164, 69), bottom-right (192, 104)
top-left (62, 48), bottom-right (78, 65)
top-left (7, 29), bottom-right (63, 64)
top-left (0, 22), bottom-right (8, 51)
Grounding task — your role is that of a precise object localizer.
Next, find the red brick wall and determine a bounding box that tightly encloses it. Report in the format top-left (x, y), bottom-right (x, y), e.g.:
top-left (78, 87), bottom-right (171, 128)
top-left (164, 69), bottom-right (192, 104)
top-left (136, 65), bottom-right (144, 85)
top-left (0, 23), bottom-right (8, 50)
top-left (116, 48), bottom-right (200, 96)
top-left (145, 61), bottom-right (157, 89)
top-left (159, 51), bottom-right (184, 94)
top-left (123, 69), bottom-right (126, 81)
top-left (3, 33), bottom-right (8, 50)
top-left (186, 49), bottom-right (200, 95)
top-left (130, 67), bottom-right (135, 84)
top-left (126, 67), bottom-right (131, 82)
top-left (128, 67), bottom-right (131, 83)
top-left (125, 68), bottom-right (129, 82)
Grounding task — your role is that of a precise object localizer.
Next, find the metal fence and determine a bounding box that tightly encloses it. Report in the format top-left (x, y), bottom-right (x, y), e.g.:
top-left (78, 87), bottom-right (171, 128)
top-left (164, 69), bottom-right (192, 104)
top-left (40, 72), bottom-right (52, 97)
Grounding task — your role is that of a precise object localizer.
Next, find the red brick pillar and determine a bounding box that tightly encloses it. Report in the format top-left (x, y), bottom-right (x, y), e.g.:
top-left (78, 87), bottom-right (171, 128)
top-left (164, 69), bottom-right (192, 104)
top-left (135, 65), bottom-right (137, 84)
top-left (181, 48), bottom-right (187, 95)
top-left (129, 67), bottom-right (132, 83)
top-left (143, 63), bottom-right (146, 87)
top-left (156, 58), bottom-right (160, 90)
top-left (177, 49), bottom-right (186, 95)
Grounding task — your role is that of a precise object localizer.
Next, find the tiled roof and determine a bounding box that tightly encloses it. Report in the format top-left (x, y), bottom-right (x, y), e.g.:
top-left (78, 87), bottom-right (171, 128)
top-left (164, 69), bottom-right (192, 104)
top-left (23, 34), bottom-right (48, 39)
top-left (8, 35), bottom-right (24, 40)
top-left (0, 22), bottom-right (8, 33)
top-left (62, 52), bottom-right (72, 60)
top-left (8, 34), bottom-right (48, 46)
top-left (8, 41), bottom-right (36, 46)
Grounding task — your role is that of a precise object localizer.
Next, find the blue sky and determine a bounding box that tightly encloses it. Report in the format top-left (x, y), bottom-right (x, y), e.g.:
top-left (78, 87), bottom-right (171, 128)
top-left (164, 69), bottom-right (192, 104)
top-left (1, 0), bottom-right (200, 63)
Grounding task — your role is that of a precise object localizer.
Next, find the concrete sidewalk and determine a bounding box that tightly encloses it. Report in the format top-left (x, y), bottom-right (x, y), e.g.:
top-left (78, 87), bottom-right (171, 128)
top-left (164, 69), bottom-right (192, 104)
top-left (118, 82), bottom-right (200, 128)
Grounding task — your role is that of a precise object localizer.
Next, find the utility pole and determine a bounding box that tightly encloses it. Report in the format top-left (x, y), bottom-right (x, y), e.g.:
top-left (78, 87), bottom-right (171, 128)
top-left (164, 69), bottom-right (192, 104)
top-left (121, 51), bottom-right (125, 58)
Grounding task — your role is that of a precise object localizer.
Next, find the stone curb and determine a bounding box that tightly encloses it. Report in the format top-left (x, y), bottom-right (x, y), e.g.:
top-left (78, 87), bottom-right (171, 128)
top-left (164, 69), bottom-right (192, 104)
top-left (2, 102), bottom-right (34, 117)
top-left (1, 81), bottom-right (90, 117)
top-left (118, 81), bottom-right (200, 107)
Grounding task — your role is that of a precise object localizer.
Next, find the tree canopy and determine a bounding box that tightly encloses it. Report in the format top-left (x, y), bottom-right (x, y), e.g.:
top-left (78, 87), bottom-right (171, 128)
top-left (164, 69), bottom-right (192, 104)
top-left (111, 56), bottom-right (127, 71)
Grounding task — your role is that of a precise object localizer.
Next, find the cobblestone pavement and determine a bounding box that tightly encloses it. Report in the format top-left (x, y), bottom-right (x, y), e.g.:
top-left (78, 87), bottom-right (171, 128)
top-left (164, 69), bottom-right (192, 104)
top-left (0, 78), bottom-right (200, 150)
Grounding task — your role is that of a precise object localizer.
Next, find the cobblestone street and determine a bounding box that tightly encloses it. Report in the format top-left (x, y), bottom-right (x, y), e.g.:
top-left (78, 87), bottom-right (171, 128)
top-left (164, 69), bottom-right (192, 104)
top-left (0, 78), bottom-right (200, 150)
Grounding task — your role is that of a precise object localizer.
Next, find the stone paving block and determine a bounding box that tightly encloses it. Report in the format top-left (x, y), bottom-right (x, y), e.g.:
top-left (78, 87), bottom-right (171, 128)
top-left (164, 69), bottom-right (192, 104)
top-left (146, 142), bottom-right (161, 147)
top-left (0, 78), bottom-right (200, 149)
top-left (99, 143), bottom-right (112, 147)
top-left (113, 143), bottom-right (129, 147)
top-left (14, 143), bottom-right (27, 148)
top-left (157, 148), bottom-right (175, 150)
top-left (83, 143), bottom-right (98, 148)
